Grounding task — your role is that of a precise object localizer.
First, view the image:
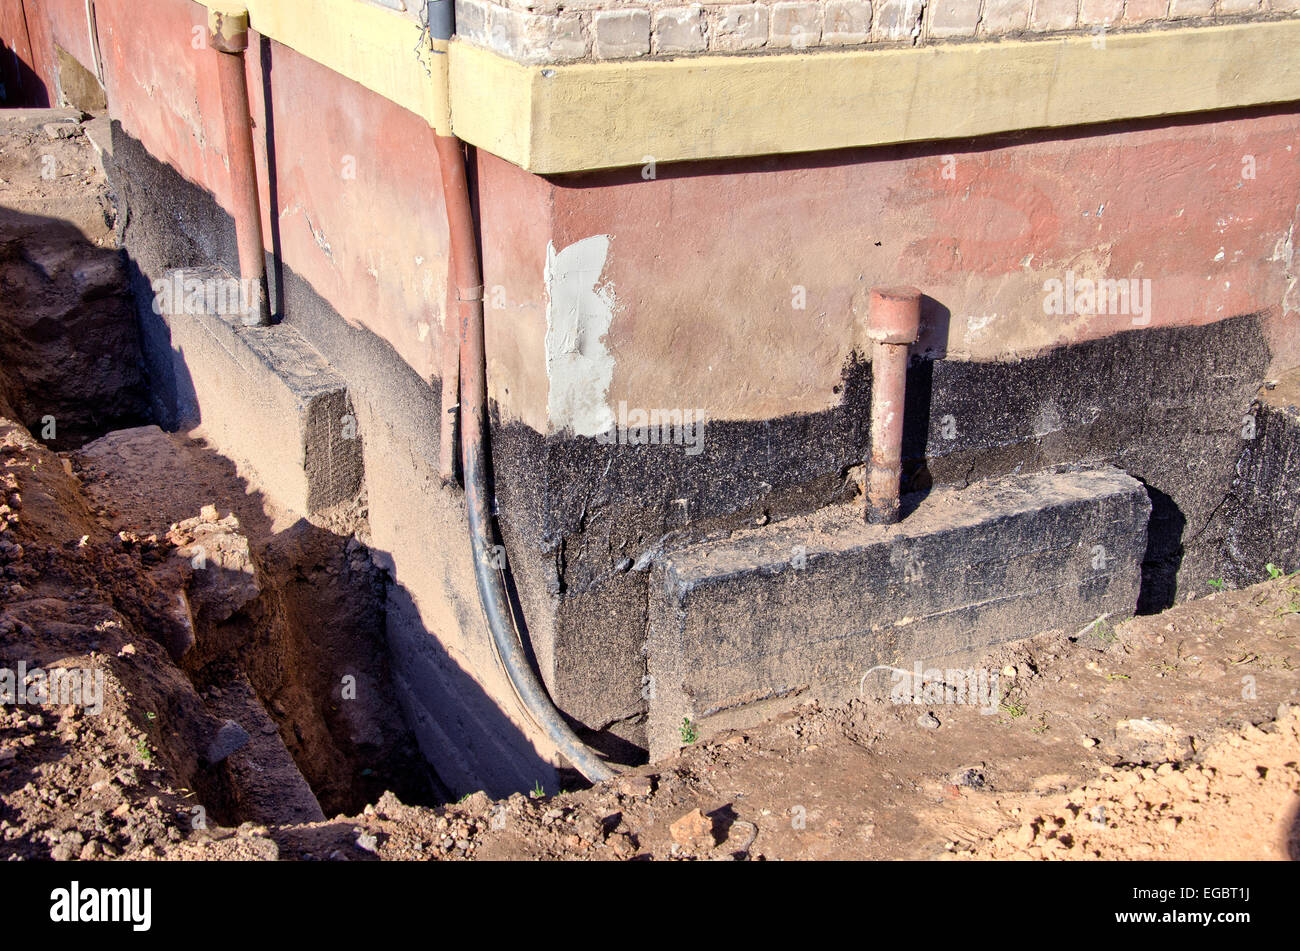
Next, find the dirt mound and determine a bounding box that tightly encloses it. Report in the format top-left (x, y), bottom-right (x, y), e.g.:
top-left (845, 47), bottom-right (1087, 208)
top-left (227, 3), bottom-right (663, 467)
top-left (0, 110), bottom-right (148, 447)
top-left (0, 405), bottom-right (435, 858)
top-left (966, 708), bottom-right (1300, 860)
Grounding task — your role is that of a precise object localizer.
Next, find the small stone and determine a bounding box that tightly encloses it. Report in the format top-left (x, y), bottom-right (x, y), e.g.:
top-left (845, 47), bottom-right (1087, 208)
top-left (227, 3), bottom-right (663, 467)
top-left (917, 712), bottom-right (941, 730)
top-left (669, 808), bottom-right (717, 850)
top-left (200, 504), bottom-right (219, 522)
top-left (355, 831), bottom-right (379, 853)
top-left (460, 791), bottom-right (491, 816)
top-left (616, 774), bottom-right (655, 798)
top-left (43, 121), bottom-right (79, 140)
top-left (951, 767), bottom-right (986, 788)
top-left (1078, 736), bottom-right (1099, 748)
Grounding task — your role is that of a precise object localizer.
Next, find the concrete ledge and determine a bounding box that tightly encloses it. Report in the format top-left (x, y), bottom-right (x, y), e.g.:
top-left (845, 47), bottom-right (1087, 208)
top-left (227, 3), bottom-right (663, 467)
top-left (451, 19), bottom-right (1300, 172)
top-left (646, 466), bottom-right (1151, 758)
top-left (183, 4), bottom-right (1300, 172)
top-left (157, 267), bottom-right (363, 516)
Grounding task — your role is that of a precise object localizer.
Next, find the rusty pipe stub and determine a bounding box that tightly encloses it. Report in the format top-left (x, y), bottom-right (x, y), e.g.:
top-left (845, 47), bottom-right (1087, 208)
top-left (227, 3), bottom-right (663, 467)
top-left (213, 14), bottom-right (270, 326)
top-left (863, 286), bottom-right (921, 525)
top-left (864, 285), bottom-right (922, 345)
top-left (207, 5), bottom-right (250, 54)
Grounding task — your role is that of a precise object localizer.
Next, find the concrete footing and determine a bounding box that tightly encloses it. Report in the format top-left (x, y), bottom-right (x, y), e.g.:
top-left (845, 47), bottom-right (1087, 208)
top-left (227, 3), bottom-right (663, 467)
top-left (646, 466), bottom-right (1151, 759)
top-left (1220, 370), bottom-right (1300, 584)
top-left (155, 266), bottom-right (363, 516)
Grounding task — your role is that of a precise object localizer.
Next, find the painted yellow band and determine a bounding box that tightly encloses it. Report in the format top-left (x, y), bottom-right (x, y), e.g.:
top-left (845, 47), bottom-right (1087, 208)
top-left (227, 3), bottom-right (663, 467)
top-left (200, 3), bottom-right (1300, 173)
top-left (201, 0), bottom-right (451, 134)
top-left (451, 19), bottom-right (1300, 173)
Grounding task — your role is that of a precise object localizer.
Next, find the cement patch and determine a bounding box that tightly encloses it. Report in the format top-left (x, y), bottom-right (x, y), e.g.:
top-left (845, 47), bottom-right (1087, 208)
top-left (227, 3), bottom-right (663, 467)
top-left (544, 234), bottom-right (616, 438)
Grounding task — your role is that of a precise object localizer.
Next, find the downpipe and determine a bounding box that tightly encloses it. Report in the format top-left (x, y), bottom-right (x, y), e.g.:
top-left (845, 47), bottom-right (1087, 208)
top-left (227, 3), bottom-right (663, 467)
top-left (208, 4), bottom-right (271, 327)
top-left (862, 286), bottom-right (921, 524)
top-left (428, 2), bottom-right (615, 783)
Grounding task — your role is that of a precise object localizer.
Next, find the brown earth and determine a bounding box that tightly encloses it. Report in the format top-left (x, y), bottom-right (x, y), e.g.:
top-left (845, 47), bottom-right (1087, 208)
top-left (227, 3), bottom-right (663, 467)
top-left (0, 108), bottom-right (149, 447)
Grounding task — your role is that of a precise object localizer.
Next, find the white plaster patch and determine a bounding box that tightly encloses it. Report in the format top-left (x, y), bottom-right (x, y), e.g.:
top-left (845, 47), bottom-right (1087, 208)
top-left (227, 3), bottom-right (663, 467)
top-left (544, 235), bottom-right (617, 437)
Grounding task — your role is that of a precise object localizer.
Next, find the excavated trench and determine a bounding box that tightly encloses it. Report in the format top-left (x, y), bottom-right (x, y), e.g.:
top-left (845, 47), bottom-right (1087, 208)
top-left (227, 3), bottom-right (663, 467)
top-left (0, 110), bottom-right (439, 827)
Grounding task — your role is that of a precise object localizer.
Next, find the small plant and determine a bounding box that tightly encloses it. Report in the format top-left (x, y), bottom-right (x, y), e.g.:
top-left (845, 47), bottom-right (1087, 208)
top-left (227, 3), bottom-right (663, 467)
top-left (135, 738), bottom-right (153, 766)
top-left (529, 780), bottom-right (544, 799)
top-left (1091, 618), bottom-right (1117, 643)
top-left (679, 717), bottom-right (699, 744)
top-left (1266, 563), bottom-right (1285, 580)
top-left (1000, 698), bottom-right (1027, 719)
top-left (1208, 578), bottom-right (1227, 592)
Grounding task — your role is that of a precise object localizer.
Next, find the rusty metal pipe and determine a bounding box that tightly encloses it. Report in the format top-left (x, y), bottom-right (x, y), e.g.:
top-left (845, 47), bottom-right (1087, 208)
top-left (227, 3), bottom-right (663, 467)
top-left (439, 243), bottom-right (461, 486)
top-left (434, 131), bottom-right (615, 784)
top-left (863, 286), bottom-right (921, 524)
top-left (209, 6), bottom-right (270, 326)
top-left (434, 134), bottom-right (475, 484)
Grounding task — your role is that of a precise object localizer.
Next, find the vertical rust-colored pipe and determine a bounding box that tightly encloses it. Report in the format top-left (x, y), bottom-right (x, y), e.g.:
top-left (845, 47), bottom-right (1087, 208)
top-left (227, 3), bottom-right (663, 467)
top-left (434, 133), bottom-right (478, 483)
top-left (439, 241), bottom-right (461, 486)
top-left (863, 286), bottom-right (921, 524)
top-left (209, 5), bottom-right (270, 326)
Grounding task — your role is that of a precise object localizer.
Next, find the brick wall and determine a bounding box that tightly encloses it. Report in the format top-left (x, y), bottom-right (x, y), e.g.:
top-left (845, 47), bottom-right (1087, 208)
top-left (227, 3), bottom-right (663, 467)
top-left (445, 0), bottom-right (1300, 63)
